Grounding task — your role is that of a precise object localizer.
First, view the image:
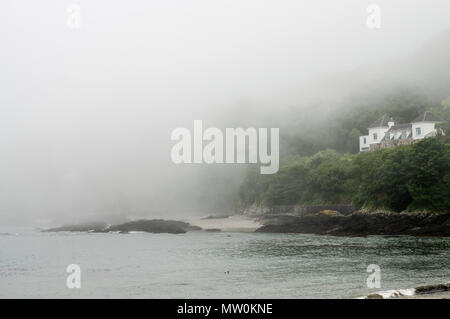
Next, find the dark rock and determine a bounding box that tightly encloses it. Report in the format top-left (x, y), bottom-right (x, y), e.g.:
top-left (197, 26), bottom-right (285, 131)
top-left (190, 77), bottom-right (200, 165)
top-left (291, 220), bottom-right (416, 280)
top-left (256, 210), bottom-right (450, 237)
top-left (415, 283), bottom-right (450, 295)
top-left (44, 219), bottom-right (202, 234)
top-left (201, 214), bottom-right (231, 220)
top-left (365, 293), bottom-right (383, 299)
top-left (100, 219), bottom-right (201, 234)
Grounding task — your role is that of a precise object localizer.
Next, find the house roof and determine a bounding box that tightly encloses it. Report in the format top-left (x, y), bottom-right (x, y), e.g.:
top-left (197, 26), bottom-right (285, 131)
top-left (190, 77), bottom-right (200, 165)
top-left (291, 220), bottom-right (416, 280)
top-left (368, 114), bottom-right (393, 128)
top-left (387, 123), bottom-right (412, 132)
top-left (412, 111), bottom-right (442, 123)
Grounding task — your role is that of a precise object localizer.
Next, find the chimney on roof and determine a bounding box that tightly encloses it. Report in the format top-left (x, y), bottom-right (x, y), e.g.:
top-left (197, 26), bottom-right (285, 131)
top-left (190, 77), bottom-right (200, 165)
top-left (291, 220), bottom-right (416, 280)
top-left (388, 118), bottom-right (395, 128)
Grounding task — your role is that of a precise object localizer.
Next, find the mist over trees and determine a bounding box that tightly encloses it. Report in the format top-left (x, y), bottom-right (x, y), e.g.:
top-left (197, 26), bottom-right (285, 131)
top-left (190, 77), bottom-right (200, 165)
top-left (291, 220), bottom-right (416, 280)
top-left (2, 2), bottom-right (450, 225)
top-left (219, 32), bottom-right (450, 214)
top-left (235, 80), bottom-right (450, 213)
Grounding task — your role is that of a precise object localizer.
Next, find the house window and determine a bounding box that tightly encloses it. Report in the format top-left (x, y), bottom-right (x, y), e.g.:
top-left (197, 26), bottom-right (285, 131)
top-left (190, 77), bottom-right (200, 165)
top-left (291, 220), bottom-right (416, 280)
top-left (373, 133), bottom-right (377, 141)
top-left (401, 130), bottom-right (406, 139)
top-left (385, 133), bottom-right (390, 140)
top-left (416, 127), bottom-right (421, 136)
top-left (363, 137), bottom-right (366, 144)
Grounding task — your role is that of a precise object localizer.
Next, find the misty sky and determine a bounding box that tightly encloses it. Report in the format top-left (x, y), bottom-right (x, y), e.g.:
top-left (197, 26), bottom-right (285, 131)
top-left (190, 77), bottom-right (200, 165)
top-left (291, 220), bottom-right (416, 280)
top-left (1, 1), bottom-right (450, 225)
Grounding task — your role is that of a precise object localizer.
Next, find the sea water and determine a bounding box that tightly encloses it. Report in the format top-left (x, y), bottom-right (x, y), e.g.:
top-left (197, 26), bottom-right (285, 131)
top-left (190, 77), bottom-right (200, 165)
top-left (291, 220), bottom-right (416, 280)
top-left (0, 229), bottom-right (448, 298)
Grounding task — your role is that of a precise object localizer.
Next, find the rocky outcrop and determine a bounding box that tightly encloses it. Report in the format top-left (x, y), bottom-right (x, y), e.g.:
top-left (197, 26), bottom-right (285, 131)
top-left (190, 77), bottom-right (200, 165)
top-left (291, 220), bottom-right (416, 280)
top-left (256, 210), bottom-right (450, 237)
top-left (44, 219), bottom-right (202, 234)
top-left (415, 283), bottom-right (450, 295)
top-left (102, 219), bottom-right (201, 234)
top-left (362, 282), bottom-right (450, 299)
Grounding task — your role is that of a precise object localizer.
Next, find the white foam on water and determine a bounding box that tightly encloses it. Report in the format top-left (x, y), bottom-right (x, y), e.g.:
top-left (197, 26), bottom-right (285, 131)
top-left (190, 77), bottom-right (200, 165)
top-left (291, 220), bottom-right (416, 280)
top-left (398, 288), bottom-right (416, 296)
top-left (361, 288), bottom-right (416, 299)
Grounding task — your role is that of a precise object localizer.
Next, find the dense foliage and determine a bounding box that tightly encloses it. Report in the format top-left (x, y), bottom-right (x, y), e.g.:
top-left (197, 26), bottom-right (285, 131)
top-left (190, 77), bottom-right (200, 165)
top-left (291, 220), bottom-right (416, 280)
top-left (239, 137), bottom-right (450, 212)
top-left (238, 90), bottom-right (450, 212)
top-left (239, 91), bottom-right (450, 212)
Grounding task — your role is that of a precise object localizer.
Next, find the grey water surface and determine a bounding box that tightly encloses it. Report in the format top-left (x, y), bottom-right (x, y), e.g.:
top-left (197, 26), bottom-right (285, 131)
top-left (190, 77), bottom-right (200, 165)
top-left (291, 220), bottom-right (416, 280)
top-left (0, 229), bottom-right (448, 298)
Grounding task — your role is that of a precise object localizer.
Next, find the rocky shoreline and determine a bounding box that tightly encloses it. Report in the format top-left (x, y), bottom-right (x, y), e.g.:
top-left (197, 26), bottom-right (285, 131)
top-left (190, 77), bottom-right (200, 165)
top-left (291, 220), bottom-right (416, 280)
top-left (362, 283), bottom-right (450, 299)
top-left (43, 210), bottom-right (449, 237)
top-left (43, 219), bottom-right (202, 234)
top-left (255, 209), bottom-right (450, 237)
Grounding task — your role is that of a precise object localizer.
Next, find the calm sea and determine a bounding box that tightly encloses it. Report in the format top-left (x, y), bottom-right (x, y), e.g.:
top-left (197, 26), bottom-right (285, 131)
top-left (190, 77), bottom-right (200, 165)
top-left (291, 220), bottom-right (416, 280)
top-left (0, 229), bottom-right (449, 298)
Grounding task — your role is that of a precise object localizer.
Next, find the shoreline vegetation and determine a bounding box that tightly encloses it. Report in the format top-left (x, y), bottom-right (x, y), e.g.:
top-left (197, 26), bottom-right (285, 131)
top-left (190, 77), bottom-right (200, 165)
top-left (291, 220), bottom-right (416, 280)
top-left (237, 92), bottom-right (450, 230)
top-left (230, 93), bottom-right (450, 237)
top-left (235, 137), bottom-right (449, 237)
top-left (238, 137), bottom-right (449, 214)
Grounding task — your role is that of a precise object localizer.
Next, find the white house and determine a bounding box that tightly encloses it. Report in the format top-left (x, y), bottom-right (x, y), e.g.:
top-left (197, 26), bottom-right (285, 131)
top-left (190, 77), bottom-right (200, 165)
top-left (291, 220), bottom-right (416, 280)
top-left (359, 114), bottom-right (394, 152)
top-left (359, 112), bottom-right (443, 152)
top-left (411, 111), bottom-right (442, 140)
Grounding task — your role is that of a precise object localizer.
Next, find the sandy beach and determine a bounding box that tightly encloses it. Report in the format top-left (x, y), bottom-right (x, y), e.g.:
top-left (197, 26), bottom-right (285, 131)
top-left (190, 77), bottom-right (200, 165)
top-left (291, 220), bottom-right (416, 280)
top-left (187, 215), bottom-right (262, 232)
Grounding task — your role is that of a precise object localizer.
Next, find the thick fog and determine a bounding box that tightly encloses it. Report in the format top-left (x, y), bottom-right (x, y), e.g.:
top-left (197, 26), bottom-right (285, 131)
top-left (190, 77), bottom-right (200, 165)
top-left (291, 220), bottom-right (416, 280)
top-left (1, 0), bottom-right (450, 226)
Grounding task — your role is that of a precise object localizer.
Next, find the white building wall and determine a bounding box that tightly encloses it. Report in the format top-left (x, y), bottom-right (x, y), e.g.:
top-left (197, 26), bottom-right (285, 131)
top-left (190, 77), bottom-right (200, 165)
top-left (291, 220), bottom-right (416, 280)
top-left (412, 122), bottom-right (435, 140)
top-left (359, 135), bottom-right (370, 151)
top-left (368, 127), bottom-right (389, 144)
top-left (359, 126), bottom-right (390, 151)
top-left (359, 116), bottom-right (439, 152)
